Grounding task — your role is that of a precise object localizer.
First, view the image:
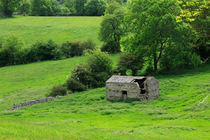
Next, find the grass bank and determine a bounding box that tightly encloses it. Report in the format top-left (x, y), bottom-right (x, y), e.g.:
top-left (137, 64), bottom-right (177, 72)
top-left (0, 16), bottom-right (102, 47)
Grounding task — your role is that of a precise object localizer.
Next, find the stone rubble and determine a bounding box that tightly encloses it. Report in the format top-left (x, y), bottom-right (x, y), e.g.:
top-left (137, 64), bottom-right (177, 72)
top-left (11, 96), bottom-right (58, 110)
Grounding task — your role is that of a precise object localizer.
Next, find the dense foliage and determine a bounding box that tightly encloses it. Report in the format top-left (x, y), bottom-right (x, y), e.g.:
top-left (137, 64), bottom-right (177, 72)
top-left (0, 35), bottom-right (95, 67)
top-left (66, 78), bottom-right (87, 92)
top-left (0, 0), bottom-right (21, 17)
top-left (99, 1), bottom-right (125, 53)
top-left (19, 0), bottom-right (31, 16)
top-left (85, 0), bottom-right (106, 16)
top-left (31, 0), bottom-right (61, 16)
top-left (98, 0), bottom-right (208, 74)
top-left (177, 0), bottom-right (210, 62)
top-left (67, 51), bottom-right (113, 92)
top-left (117, 53), bottom-right (144, 76)
top-left (0, 0), bottom-right (109, 16)
top-left (0, 35), bottom-right (25, 66)
top-left (49, 84), bottom-right (67, 97)
top-left (120, 0), bottom-right (202, 73)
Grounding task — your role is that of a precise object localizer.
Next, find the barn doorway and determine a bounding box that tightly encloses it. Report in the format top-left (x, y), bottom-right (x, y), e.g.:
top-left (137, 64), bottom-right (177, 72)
top-left (122, 91), bottom-right (127, 100)
top-left (134, 78), bottom-right (146, 94)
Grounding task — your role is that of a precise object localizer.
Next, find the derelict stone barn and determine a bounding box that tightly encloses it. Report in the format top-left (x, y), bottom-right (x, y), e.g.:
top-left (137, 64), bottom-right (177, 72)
top-left (106, 76), bottom-right (159, 101)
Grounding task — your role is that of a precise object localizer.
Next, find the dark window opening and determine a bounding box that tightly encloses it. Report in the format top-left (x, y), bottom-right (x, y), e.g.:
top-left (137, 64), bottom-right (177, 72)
top-left (134, 78), bottom-right (146, 94)
top-left (122, 91), bottom-right (127, 100)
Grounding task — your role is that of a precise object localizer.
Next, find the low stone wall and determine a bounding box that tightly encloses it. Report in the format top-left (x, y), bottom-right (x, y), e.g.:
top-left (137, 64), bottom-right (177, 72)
top-left (11, 96), bottom-right (59, 110)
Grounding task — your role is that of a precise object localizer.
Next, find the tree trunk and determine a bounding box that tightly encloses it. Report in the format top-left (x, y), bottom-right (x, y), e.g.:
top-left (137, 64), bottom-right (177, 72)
top-left (153, 57), bottom-right (158, 73)
top-left (154, 62), bottom-right (158, 73)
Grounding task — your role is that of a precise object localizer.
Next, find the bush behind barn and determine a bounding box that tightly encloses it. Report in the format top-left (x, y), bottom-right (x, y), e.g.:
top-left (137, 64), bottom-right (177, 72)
top-left (66, 50), bottom-right (113, 93)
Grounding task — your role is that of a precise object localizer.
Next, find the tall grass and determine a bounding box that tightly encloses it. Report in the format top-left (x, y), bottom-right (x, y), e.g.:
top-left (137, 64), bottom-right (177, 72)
top-left (0, 56), bottom-right (209, 139)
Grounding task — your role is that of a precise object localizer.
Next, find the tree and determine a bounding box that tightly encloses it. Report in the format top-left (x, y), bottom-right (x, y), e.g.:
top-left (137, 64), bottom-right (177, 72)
top-left (75, 0), bottom-right (87, 16)
top-left (84, 0), bottom-right (106, 16)
top-left (0, 0), bottom-right (21, 17)
top-left (122, 0), bottom-right (193, 73)
top-left (177, 0), bottom-right (210, 62)
top-left (87, 50), bottom-right (113, 87)
top-left (59, 5), bottom-right (71, 16)
top-left (99, 1), bottom-right (125, 53)
top-left (117, 53), bottom-right (144, 76)
top-left (31, 0), bottom-right (60, 16)
top-left (19, 0), bottom-right (31, 16)
top-left (177, 0), bottom-right (209, 22)
top-left (0, 34), bottom-right (25, 66)
top-left (64, 0), bottom-right (76, 14)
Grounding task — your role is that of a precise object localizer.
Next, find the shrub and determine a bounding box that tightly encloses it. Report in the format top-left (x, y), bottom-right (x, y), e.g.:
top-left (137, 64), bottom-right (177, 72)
top-left (0, 34), bottom-right (25, 67)
top-left (29, 40), bottom-right (58, 61)
top-left (31, 0), bottom-right (60, 16)
top-left (81, 39), bottom-right (96, 51)
top-left (71, 64), bottom-right (94, 88)
top-left (117, 53), bottom-right (144, 76)
top-left (101, 41), bottom-right (120, 53)
top-left (84, 0), bottom-right (106, 16)
top-left (69, 41), bottom-right (83, 57)
top-left (66, 78), bottom-right (87, 92)
top-left (92, 72), bottom-right (110, 87)
top-left (59, 5), bottom-right (71, 16)
top-left (60, 41), bottom-right (72, 58)
top-left (160, 45), bottom-right (201, 71)
top-left (49, 84), bottom-right (67, 97)
top-left (87, 50), bottom-right (113, 75)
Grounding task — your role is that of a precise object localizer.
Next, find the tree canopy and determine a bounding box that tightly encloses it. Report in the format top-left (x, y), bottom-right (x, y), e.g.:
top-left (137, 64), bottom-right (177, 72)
top-left (122, 0), bottom-right (194, 73)
top-left (99, 1), bottom-right (126, 53)
top-left (0, 0), bottom-right (21, 17)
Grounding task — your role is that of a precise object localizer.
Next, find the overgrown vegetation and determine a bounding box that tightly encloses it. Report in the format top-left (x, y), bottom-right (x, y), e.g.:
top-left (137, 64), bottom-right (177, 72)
top-left (64, 51), bottom-right (113, 93)
top-left (49, 84), bottom-right (67, 97)
top-left (0, 0), bottom-right (113, 17)
top-left (99, 1), bottom-right (125, 53)
top-left (0, 34), bottom-right (96, 67)
top-left (116, 53), bottom-right (144, 76)
top-left (0, 58), bottom-right (209, 139)
top-left (99, 0), bottom-right (208, 74)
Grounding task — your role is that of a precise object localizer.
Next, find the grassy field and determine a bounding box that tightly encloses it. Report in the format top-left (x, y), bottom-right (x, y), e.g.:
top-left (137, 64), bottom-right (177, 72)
top-left (0, 54), bottom-right (209, 139)
top-left (0, 16), bottom-right (102, 47)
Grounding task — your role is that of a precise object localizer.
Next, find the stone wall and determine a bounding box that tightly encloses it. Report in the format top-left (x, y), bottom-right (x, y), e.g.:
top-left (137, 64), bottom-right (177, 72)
top-left (11, 96), bottom-right (59, 110)
top-left (106, 82), bottom-right (140, 100)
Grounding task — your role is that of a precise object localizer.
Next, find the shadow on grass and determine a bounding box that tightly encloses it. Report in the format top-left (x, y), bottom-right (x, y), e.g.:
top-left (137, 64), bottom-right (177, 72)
top-left (0, 16), bottom-right (19, 20)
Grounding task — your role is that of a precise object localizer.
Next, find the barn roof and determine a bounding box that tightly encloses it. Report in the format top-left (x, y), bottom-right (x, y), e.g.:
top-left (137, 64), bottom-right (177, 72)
top-left (106, 75), bottom-right (146, 83)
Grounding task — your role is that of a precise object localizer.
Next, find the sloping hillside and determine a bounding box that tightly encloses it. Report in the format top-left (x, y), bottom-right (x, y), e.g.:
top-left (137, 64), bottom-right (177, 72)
top-left (0, 59), bottom-right (209, 139)
top-left (0, 16), bottom-right (102, 47)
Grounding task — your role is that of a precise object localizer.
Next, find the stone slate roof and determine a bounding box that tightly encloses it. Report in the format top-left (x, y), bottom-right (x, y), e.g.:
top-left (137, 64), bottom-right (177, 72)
top-left (106, 75), bottom-right (145, 83)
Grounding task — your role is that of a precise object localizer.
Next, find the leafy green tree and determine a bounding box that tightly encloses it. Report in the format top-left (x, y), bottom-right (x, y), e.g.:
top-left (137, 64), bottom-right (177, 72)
top-left (64, 0), bottom-right (76, 14)
top-left (106, 0), bottom-right (124, 4)
top-left (177, 0), bottom-right (209, 22)
top-left (75, 0), bottom-right (87, 16)
top-left (87, 50), bottom-right (113, 87)
top-left (0, 0), bottom-right (21, 17)
top-left (0, 34), bottom-right (25, 66)
top-left (31, 0), bottom-right (60, 16)
top-left (84, 0), bottom-right (106, 16)
top-left (177, 0), bottom-right (210, 61)
top-left (99, 1), bottom-right (125, 53)
top-left (59, 5), bottom-right (71, 16)
top-left (19, 0), bottom-right (31, 16)
top-left (122, 0), bottom-right (194, 73)
top-left (117, 53), bottom-right (144, 76)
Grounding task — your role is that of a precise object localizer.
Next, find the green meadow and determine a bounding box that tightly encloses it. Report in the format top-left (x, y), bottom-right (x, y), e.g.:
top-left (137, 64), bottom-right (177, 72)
top-left (0, 54), bottom-right (209, 139)
top-left (0, 16), bottom-right (209, 140)
top-left (0, 16), bottom-right (102, 47)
